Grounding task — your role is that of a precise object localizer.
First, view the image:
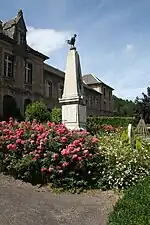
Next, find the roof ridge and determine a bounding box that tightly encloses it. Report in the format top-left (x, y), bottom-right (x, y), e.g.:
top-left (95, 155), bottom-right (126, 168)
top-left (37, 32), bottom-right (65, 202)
top-left (91, 74), bottom-right (102, 83)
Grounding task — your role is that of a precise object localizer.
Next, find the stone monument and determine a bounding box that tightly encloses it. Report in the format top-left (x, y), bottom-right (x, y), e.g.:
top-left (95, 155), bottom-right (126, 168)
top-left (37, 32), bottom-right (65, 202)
top-left (59, 34), bottom-right (87, 130)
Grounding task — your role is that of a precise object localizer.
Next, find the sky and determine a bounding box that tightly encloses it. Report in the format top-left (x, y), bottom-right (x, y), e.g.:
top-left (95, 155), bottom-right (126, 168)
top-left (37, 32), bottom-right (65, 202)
top-left (0, 0), bottom-right (150, 100)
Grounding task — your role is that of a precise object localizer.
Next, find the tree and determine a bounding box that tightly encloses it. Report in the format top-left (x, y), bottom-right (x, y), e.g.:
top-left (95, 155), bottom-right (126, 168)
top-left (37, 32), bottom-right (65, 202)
top-left (135, 87), bottom-right (150, 124)
top-left (25, 101), bottom-right (51, 122)
top-left (113, 96), bottom-right (136, 117)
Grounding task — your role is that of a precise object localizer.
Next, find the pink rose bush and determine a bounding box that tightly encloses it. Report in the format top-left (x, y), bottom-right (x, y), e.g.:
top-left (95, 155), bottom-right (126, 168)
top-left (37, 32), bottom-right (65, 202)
top-left (0, 118), bottom-right (101, 190)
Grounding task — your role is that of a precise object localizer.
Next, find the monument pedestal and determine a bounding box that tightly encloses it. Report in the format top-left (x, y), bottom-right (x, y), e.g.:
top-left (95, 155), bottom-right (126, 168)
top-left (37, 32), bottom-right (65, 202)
top-left (59, 47), bottom-right (87, 130)
top-left (59, 97), bottom-right (86, 130)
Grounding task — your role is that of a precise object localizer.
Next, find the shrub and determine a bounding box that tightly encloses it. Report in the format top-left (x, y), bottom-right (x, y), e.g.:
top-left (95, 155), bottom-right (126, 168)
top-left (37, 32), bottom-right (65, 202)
top-left (87, 117), bottom-right (135, 135)
top-left (0, 118), bottom-right (101, 191)
top-left (25, 101), bottom-right (51, 122)
top-left (108, 177), bottom-right (150, 225)
top-left (51, 107), bottom-right (62, 124)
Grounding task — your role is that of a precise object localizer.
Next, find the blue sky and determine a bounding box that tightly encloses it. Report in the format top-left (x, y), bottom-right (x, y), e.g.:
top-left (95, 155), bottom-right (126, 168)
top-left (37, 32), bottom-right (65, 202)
top-left (0, 0), bottom-right (150, 100)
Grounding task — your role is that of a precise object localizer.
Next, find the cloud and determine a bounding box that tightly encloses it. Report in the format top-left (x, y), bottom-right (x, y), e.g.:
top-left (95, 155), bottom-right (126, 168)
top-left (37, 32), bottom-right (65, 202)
top-left (27, 26), bottom-right (71, 55)
top-left (124, 44), bottom-right (136, 56)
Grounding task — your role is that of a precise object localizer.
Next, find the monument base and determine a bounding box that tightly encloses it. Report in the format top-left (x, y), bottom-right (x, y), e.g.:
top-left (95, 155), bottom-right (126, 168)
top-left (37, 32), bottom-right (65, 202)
top-left (61, 103), bottom-right (86, 130)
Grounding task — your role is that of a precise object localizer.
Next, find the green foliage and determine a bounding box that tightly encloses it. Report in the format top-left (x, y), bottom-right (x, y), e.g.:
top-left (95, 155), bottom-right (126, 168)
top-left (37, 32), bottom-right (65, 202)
top-left (108, 177), bottom-right (150, 225)
top-left (120, 129), bottom-right (129, 145)
top-left (99, 131), bottom-right (150, 190)
top-left (135, 138), bottom-right (143, 151)
top-left (113, 95), bottom-right (136, 117)
top-left (51, 107), bottom-right (62, 124)
top-left (25, 101), bottom-right (51, 122)
top-left (87, 116), bottom-right (134, 135)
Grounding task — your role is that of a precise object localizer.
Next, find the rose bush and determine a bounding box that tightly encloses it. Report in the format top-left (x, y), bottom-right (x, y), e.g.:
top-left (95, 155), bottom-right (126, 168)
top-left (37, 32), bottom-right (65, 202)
top-left (0, 118), bottom-right (102, 191)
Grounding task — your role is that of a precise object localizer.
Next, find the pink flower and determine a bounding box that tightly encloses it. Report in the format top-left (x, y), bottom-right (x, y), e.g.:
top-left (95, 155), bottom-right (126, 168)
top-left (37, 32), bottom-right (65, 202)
top-left (7, 143), bottom-right (16, 150)
top-left (38, 150), bottom-right (42, 154)
top-left (33, 156), bottom-right (38, 161)
top-left (61, 136), bottom-right (68, 143)
top-left (30, 140), bottom-right (34, 144)
top-left (48, 167), bottom-right (54, 173)
top-left (41, 167), bottom-right (47, 172)
top-left (56, 166), bottom-right (61, 170)
top-left (84, 150), bottom-right (89, 155)
top-left (62, 161), bottom-right (69, 167)
top-left (61, 148), bottom-right (70, 156)
top-left (16, 139), bottom-right (21, 144)
top-left (73, 139), bottom-right (81, 146)
top-left (67, 144), bottom-right (74, 151)
top-left (92, 137), bottom-right (99, 143)
top-left (77, 156), bottom-right (82, 161)
top-left (72, 154), bottom-right (78, 160)
top-left (58, 170), bottom-right (63, 174)
top-left (40, 141), bottom-right (44, 146)
top-left (21, 140), bottom-right (25, 145)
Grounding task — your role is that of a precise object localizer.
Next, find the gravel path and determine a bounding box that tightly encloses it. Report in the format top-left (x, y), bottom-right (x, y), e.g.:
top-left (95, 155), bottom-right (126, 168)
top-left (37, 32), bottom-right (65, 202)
top-left (0, 174), bottom-right (120, 225)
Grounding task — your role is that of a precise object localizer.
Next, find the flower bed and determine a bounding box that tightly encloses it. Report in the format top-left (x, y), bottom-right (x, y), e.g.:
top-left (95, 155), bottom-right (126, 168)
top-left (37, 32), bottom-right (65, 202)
top-left (0, 118), bottom-right (101, 191)
top-left (99, 132), bottom-right (150, 190)
top-left (0, 118), bottom-right (150, 193)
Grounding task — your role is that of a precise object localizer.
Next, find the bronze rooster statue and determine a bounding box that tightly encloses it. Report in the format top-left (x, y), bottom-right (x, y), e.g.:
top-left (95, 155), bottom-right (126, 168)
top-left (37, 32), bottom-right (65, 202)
top-left (66, 34), bottom-right (77, 48)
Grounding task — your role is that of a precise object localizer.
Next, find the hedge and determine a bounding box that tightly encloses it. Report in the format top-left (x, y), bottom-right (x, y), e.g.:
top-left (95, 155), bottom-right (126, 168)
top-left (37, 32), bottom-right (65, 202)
top-left (87, 117), bottom-right (135, 135)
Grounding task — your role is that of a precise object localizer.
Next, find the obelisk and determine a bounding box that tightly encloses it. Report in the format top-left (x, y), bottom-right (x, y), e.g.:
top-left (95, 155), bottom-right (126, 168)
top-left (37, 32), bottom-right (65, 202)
top-left (59, 34), bottom-right (86, 130)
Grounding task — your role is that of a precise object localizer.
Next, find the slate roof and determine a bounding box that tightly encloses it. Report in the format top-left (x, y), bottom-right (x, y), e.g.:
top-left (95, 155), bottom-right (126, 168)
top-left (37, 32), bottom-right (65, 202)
top-left (83, 74), bottom-right (102, 85)
top-left (2, 9), bottom-right (27, 31)
top-left (83, 74), bottom-right (114, 90)
top-left (0, 10), bottom-right (48, 60)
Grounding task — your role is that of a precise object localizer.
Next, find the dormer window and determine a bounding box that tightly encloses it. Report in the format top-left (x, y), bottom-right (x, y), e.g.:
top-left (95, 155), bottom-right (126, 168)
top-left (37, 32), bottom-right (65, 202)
top-left (18, 32), bottom-right (25, 45)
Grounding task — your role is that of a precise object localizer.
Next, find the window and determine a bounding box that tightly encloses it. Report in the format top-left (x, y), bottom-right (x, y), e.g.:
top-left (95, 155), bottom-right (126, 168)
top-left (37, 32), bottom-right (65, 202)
top-left (45, 80), bottom-right (52, 97)
top-left (104, 101), bottom-right (106, 111)
top-left (89, 96), bottom-right (92, 107)
top-left (25, 62), bottom-right (32, 84)
top-left (109, 103), bottom-right (111, 111)
top-left (58, 83), bottom-right (63, 98)
top-left (95, 96), bottom-right (98, 108)
top-left (4, 53), bottom-right (13, 77)
top-left (104, 87), bottom-right (106, 97)
top-left (18, 32), bottom-right (25, 45)
top-left (109, 91), bottom-right (111, 101)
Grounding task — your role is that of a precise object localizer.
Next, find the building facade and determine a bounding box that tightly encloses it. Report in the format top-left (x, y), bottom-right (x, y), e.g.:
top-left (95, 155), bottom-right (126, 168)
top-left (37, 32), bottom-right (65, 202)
top-left (0, 10), bottom-right (114, 120)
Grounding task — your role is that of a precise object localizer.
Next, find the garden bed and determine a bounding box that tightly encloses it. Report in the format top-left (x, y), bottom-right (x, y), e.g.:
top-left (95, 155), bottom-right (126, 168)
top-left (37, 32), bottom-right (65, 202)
top-left (0, 118), bottom-right (150, 193)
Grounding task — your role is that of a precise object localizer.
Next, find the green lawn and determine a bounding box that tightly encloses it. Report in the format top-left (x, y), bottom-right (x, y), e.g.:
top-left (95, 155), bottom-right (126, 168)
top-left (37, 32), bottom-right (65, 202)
top-left (108, 177), bottom-right (150, 225)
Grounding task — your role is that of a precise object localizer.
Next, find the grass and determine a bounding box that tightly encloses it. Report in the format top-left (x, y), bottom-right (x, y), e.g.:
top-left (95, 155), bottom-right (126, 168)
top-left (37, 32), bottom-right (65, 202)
top-left (108, 177), bottom-right (150, 225)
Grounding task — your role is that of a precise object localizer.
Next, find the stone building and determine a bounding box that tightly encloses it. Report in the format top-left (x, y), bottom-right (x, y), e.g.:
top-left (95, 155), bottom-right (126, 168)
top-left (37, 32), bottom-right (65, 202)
top-left (0, 10), bottom-right (114, 120)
